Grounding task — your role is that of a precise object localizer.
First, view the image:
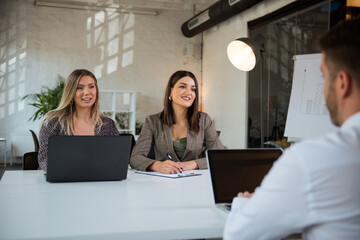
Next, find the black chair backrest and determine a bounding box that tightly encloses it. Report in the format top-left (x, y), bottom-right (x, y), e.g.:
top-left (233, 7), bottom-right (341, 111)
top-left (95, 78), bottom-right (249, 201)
top-left (29, 130), bottom-right (39, 152)
top-left (122, 133), bottom-right (155, 159)
top-left (23, 152), bottom-right (39, 170)
top-left (120, 134), bottom-right (136, 153)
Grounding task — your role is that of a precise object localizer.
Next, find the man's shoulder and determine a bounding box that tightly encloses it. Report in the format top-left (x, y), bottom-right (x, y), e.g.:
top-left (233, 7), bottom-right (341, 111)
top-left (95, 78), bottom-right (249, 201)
top-left (291, 125), bottom-right (360, 168)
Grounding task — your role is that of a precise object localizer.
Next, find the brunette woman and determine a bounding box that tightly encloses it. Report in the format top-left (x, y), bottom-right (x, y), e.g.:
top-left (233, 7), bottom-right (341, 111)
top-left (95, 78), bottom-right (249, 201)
top-left (130, 70), bottom-right (223, 174)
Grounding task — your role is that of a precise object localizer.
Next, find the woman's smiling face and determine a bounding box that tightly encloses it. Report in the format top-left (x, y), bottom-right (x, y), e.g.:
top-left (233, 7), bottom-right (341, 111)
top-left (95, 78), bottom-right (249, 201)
top-left (170, 76), bottom-right (196, 109)
top-left (73, 75), bottom-right (97, 110)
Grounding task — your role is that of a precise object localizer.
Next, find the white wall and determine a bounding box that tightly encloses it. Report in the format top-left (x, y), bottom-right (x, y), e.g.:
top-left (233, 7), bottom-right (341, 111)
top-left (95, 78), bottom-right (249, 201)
top-left (0, 0), bottom-right (297, 163)
top-left (0, 0), bottom-right (201, 162)
top-left (202, 0), bottom-right (295, 148)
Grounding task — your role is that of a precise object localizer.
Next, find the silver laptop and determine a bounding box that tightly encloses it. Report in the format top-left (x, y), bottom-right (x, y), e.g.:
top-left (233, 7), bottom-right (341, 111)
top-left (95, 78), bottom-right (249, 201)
top-left (46, 135), bottom-right (133, 183)
top-left (206, 148), bottom-right (283, 212)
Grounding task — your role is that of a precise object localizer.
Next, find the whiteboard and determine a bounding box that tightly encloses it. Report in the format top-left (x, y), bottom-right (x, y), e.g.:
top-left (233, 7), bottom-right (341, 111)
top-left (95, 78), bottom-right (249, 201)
top-left (284, 53), bottom-right (337, 141)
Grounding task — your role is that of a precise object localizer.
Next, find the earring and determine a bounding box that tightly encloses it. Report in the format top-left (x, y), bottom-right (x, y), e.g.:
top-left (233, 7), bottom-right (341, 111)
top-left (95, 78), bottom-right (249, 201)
top-left (169, 96), bottom-right (172, 101)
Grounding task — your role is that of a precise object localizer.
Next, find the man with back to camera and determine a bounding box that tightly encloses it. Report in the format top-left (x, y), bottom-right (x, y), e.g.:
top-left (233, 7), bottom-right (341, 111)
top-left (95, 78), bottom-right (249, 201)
top-left (224, 18), bottom-right (360, 240)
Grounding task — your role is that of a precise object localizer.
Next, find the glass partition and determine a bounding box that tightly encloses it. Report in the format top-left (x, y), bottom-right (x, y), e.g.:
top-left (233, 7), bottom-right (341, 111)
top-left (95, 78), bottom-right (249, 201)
top-left (247, 0), bottom-right (346, 147)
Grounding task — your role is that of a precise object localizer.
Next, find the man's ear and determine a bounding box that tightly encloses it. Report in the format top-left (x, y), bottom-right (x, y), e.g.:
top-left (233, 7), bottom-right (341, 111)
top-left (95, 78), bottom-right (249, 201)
top-left (337, 71), bottom-right (352, 98)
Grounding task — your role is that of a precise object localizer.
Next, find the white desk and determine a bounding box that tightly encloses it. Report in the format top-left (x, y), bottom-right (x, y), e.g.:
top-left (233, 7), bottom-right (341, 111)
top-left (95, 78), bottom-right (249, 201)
top-left (0, 170), bottom-right (228, 240)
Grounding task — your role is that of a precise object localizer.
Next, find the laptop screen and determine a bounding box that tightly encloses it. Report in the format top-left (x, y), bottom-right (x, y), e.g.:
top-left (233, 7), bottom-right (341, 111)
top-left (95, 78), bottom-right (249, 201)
top-left (47, 135), bottom-right (133, 182)
top-left (206, 149), bottom-right (283, 203)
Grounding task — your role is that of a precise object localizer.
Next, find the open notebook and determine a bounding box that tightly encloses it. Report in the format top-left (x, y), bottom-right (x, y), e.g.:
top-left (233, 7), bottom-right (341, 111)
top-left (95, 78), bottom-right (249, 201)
top-left (135, 170), bottom-right (201, 178)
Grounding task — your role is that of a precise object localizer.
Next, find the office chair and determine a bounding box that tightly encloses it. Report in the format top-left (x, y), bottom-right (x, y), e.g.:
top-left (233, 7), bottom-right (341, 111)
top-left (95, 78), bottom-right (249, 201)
top-left (22, 152), bottom-right (39, 170)
top-left (29, 130), bottom-right (39, 152)
top-left (120, 133), bottom-right (136, 153)
top-left (22, 130), bottom-right (40, 170)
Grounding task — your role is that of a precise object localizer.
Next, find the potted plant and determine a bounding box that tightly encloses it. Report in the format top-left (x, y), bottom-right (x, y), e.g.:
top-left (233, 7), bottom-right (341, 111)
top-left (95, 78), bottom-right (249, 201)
top-left (22, 75), bottom-right (65, 121)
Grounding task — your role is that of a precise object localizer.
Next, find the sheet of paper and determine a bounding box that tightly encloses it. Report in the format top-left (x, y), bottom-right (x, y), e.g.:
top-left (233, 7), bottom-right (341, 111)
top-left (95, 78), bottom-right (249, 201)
top-left (285, 53), bottom-right (337, 141)
top-left (135, 170), bottom-right (202, 179)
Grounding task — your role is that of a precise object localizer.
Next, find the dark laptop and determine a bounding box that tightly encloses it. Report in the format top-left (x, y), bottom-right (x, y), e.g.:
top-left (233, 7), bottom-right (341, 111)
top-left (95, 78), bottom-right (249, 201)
top-left (206, 148), bottom-right (283, 212)
top-left (46, 135), bottom-right (133, 183)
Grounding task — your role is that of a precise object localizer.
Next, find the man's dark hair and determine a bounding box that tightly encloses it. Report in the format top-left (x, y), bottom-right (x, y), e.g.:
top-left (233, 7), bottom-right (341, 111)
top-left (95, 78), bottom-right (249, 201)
top-left (318, 18), bottom-right (360, 87)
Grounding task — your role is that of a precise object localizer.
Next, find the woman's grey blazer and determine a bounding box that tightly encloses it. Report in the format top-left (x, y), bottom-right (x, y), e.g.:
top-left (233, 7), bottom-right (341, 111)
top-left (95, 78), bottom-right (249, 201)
top-left (130, 112), bottom-right (224, 171)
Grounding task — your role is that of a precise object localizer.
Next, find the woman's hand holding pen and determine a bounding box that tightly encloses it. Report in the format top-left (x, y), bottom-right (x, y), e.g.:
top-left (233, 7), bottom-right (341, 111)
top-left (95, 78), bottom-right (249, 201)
top-left (147, 154), bottom-right (197, 174)
top-left (148, 160), bottom-right (183, 174)
top-left (179, 160), bottom-right (198, 171)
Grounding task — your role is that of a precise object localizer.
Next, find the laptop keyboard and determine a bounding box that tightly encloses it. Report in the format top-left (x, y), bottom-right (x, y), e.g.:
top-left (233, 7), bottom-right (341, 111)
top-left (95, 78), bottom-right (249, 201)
top-left (224, 203), bottom-right (232, 211)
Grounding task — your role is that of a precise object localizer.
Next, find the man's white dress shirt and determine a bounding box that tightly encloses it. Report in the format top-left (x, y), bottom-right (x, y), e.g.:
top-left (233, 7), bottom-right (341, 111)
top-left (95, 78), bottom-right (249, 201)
top-left (224, 112), bottom-right (360, 240)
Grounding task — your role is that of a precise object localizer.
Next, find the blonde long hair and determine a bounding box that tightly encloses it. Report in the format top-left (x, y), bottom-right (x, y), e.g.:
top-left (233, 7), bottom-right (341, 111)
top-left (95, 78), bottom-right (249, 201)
top-left (40, 69), bottom-right (103, 135)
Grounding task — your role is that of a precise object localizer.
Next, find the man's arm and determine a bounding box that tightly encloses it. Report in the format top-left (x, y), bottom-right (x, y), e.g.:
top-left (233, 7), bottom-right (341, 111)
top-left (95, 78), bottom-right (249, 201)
top-left (224, 149), bottom-right (309, 240)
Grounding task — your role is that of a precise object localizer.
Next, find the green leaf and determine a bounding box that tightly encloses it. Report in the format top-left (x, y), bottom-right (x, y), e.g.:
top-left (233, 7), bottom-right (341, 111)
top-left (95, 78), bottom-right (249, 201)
top-left (25, 76), bottom-right (66, 121)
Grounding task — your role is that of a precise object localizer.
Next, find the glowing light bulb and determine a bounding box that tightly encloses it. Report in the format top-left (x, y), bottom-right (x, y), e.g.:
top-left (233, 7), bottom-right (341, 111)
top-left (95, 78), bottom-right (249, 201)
top-left (244, 45), bottom-right (253, 55)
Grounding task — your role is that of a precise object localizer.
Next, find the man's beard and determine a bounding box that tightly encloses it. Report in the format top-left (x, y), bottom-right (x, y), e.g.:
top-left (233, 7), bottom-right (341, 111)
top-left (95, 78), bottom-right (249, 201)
top-left (326, 84), bottom-right (340, 127)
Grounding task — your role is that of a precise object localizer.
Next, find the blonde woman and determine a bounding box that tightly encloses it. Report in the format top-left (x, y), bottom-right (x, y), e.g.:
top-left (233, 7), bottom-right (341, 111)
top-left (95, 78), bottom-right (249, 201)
top-left (38, 69), bottom-right (119, 171)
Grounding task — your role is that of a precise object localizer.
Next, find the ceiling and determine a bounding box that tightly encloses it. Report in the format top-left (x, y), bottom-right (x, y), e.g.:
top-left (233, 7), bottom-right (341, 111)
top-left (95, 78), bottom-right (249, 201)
top-left (34, 0), bottom-right (219, 15)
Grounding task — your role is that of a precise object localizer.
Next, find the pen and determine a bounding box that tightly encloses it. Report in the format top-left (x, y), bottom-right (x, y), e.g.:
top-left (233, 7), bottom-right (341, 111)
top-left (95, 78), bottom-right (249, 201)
top-left (167, 153), bottom-right (183, 173)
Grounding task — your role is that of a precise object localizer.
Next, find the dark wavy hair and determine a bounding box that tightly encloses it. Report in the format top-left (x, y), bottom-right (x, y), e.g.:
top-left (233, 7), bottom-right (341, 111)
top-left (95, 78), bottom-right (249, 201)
top-left (161, 70), bottom-right (200, 134)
